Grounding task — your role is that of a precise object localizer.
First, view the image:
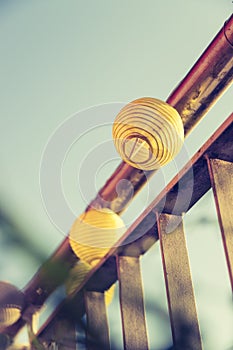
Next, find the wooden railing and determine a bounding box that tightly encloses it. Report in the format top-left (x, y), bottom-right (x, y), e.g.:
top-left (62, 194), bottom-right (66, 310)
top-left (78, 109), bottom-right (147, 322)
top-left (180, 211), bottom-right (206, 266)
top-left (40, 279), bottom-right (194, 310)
top-left (34, 112), bottom-right (232, 350)
top-left (1, 14), bottom-right (233, 350)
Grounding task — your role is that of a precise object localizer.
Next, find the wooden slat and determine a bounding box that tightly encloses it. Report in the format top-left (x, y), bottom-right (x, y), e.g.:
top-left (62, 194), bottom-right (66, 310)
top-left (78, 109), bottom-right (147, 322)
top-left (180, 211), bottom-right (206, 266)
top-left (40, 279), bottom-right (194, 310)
top-left (157, 213), bottom-right (202, 350)
top-left (117, 255), bottom-right (148, 350)
top-left (84, 291), bottom-right (110, 350)
top-left (207, 158), bottom-right (233, 291)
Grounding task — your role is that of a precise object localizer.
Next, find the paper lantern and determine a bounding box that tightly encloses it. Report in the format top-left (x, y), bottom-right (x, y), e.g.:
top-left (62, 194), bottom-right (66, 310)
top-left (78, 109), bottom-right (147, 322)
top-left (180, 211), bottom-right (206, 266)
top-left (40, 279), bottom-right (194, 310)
top-left (112, 97), bottom-right (184, 170)
top-left (69, 208), bottom-right (125, 266)
top-left (69, 208), bottom-right (124, 306)
top-left (0, 282), bottom-right (25, 328)
top-left (66, 261), bottom-right (91, 296)
top-left (66, 261), bottom-right (115, 305)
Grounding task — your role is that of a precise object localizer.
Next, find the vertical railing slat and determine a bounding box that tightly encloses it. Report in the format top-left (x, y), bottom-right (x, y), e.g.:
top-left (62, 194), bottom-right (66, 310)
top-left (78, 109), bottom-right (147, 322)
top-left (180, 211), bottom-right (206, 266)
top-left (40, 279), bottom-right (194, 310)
top-left (84, 291), bottom-right (110, 350)
top-left (157, 213), bottom-right (202, 350)
top-left (117, 255), bottom-right (149, 350)
top-left (207, 158), bottom-right (233, 291)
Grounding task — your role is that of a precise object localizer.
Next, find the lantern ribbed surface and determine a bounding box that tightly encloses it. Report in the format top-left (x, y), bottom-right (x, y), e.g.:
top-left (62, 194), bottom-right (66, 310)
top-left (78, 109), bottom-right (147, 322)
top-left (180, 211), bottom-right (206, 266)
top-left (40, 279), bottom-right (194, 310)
top-left (112, 97), bottom-right (184, 170)
top-left (0, 308), bottom-right (21, 328)
top-left (0, 282), bottom-right (25, 328)
top-left (69, 208), bottom-right (125, 266)
top-left (66, 261), bottom-right (115, 305)
top-left (66, 261), bottom-right (91, 296)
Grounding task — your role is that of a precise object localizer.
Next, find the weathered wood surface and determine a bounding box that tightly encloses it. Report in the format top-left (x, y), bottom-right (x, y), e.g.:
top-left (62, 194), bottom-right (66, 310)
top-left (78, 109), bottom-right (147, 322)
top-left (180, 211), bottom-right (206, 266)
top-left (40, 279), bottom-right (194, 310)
top-left (85, 291), bottom-right (110, 350)
top-left (117, 256), bottom-right (148, 350)
top-left (207, 158), bottom-right (233, 291)
top-left (158, 214), bottom-right (202, 350)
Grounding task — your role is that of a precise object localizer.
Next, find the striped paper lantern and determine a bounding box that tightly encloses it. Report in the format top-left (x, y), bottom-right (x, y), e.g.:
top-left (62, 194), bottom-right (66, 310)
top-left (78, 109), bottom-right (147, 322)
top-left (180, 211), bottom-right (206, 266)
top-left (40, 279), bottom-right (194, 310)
top-left (69, 208), bottom-right (125, 266)
top-left (0, 282), bottom-right (25, 328)
top-left (66, 261), bottom-right (91, 296)
top-left (66, 261), bottom-right (115, 305)
top-left (112, 97), bottom-right (184, 170)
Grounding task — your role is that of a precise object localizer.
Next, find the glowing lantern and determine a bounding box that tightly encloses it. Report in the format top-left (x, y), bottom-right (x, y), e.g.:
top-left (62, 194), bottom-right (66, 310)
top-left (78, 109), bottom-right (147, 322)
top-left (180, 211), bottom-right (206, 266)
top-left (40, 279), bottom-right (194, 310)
top-left (0, 282), bottom-right (25, 328)
top-left (112, 97), bottom-right (184, 170)
top-left (66, 261), bottom-right (91, 295)
top-left (66, 261), bottom-right (115, 305)
top-left (69, 208), bottom-right (125, 306)
top-left (69, 208), bottom-right (125, 266)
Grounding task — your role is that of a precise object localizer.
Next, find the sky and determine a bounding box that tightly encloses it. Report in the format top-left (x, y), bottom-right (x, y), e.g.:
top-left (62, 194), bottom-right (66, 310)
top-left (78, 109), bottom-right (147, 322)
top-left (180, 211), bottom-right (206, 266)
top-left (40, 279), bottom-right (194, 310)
top-left (0, 1), bottom-right (233, 349)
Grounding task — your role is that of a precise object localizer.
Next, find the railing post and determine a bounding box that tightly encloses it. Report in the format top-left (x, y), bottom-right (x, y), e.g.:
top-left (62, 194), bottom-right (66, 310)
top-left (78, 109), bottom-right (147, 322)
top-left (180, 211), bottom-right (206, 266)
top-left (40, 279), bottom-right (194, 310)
top-left (157, 213), bottom-right (202, 350)
top-left (117, 255), bottom-right (149, 350)
top-left (84, 291), bottom-right (110, 350)
top-left (207, 157), bottom-right (233, 291)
